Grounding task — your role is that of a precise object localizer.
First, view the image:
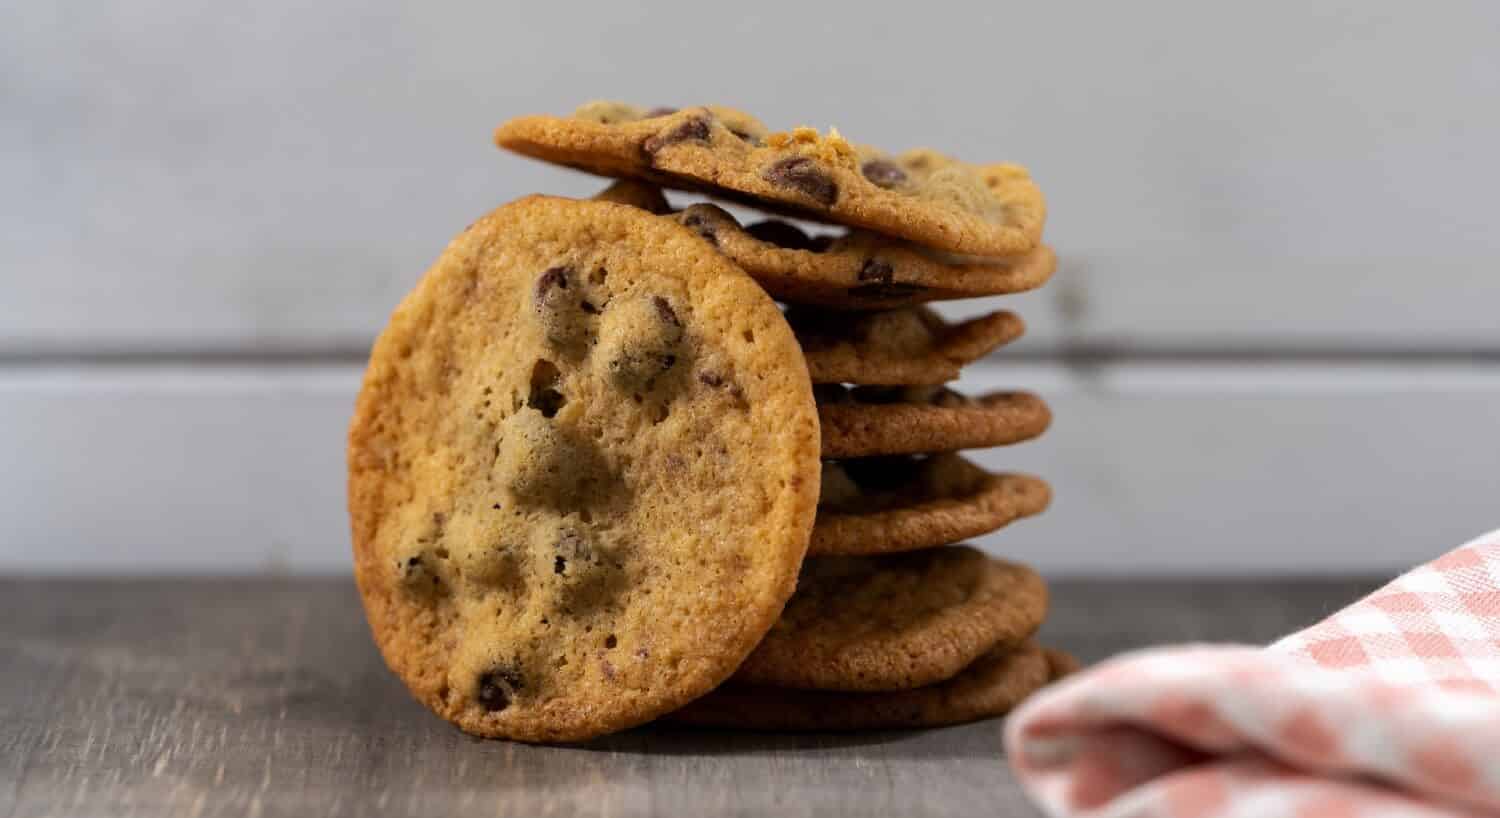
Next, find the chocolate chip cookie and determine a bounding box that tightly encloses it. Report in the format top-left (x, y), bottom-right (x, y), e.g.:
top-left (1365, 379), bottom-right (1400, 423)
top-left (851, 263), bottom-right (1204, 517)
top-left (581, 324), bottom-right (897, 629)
top-left (814, 454), bottom-right (1050, 556)
top-left (348, 195), bottom-right (821, 742)
top-left (669, 642), bottom-right (1050, 731)
top-left (816, 384), bottom-right (1051, 459)
top-left (732, 546), bottom-right (1047, 691)
top-left (789, 306), bottom-right (1025, 385)
top-left (496, 103), bottom-right (1046, 256)
top-left (666, 203), bottom-right (1056, 310)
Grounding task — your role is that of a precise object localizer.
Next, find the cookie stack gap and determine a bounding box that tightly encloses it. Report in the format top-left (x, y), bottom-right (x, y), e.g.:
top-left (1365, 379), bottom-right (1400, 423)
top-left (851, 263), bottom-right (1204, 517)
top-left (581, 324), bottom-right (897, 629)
top-left (492, 100), bottom-right (1074, 732)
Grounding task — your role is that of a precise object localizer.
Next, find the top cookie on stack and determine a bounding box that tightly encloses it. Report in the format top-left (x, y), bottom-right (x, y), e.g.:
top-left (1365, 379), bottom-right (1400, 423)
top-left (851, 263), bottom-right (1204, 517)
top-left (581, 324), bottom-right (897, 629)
top-left (496, 103), bottom-right (1055, 309)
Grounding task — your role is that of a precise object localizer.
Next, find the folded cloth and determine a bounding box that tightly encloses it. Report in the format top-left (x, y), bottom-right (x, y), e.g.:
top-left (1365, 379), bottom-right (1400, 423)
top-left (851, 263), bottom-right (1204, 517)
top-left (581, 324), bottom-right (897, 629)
top-left (1006, 528), bottom-right (1500, 818)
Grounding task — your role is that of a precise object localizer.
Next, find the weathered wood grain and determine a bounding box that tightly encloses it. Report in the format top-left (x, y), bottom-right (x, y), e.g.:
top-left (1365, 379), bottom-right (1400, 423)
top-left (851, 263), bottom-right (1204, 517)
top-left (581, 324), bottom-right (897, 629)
top-left (0, 578), bottom-right (1377, 818)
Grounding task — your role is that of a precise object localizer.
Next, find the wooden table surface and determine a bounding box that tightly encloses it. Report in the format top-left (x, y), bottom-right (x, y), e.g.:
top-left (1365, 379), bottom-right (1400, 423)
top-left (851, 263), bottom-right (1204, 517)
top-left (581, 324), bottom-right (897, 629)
top-left (0, 577), bottom-right (1377, 818)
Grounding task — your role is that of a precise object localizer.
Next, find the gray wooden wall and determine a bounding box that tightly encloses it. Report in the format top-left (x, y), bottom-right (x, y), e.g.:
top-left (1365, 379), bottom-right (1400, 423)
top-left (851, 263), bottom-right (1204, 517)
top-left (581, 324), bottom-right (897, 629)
top-left (3, 1), bottom-right (1497, 574)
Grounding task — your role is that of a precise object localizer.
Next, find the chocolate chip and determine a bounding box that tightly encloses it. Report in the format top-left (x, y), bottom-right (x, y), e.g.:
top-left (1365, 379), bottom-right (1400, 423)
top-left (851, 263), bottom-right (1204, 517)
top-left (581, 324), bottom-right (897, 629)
top-left (857, 259), bottom-right (894, 284)
top-left (398, 554), bottom-right (424, 578)
top-left (642, 116), bottom-right (711, 156)
top-left (762, 157), bottom-right (838, 206)
top-left (476, 666), bottom-right (523, 712)
top-left (861, 159), bottom-right (908, 189)
top-left (682, 213), bottom-right (718, 246)
top-left (728, 128), bottom-right (762, 146)
top-left (698, 371), bottom-right (725, 388)
top-left (645, 106), bottom-right (677, 118)
top-left (744, 220), bottom-right (818, 251)
top-left (554, 555), bottom-right (567, 575)
top-left (849, 260), bottom-right (928, 299)
top-left (534, 266), bottom-right (570, 305)
top-left (652, 296), bottom-right (681, 328)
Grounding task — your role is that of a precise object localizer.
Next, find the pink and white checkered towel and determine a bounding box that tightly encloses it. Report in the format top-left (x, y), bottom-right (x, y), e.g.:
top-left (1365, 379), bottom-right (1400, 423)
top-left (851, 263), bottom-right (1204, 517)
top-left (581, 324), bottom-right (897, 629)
top-left (1006, 527), bottom-right (1500, 818)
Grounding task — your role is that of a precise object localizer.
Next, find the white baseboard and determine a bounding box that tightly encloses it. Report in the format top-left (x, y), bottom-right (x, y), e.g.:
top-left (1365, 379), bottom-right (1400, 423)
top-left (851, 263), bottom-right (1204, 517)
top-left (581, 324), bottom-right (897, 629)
top-left (3, 362), bottom-right (1495, 576)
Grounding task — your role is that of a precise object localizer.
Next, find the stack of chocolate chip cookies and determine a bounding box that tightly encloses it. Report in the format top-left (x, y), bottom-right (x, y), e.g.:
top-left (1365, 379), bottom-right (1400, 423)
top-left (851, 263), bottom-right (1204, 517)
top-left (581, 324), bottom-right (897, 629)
top-left (347, 101), bottom-right (1069, 743)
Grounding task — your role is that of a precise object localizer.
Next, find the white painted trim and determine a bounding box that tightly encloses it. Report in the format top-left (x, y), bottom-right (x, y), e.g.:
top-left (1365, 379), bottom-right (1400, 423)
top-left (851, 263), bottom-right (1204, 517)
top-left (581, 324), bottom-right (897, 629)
top-left (2, 362), bottom-right (1496, 576)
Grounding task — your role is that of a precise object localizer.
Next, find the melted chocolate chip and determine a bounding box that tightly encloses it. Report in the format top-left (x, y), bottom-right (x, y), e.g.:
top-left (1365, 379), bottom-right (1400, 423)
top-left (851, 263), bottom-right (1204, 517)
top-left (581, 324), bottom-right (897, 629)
top-left (476, 666), bottom-right (523, 712)
top-left (744, 220), bottom-right (818, 251)
top-left (762, 157), bottom-right (838, 206)
top-left (861, 159), bottom-right (908, 189)
top-left (652, 296), bottom-right (681, 328)
top-left (698, 370), bottom-right (747, 406)
top-left (857, 259), bottom-right (895, 284)
top-left (534, 266), bottom-right (570, 304)
top-left (397, 554), bottom-right (424, 579)
top-left (645, 106), bottom-right (677, 118)
top-left (642, 116), bottom-right (711, 156)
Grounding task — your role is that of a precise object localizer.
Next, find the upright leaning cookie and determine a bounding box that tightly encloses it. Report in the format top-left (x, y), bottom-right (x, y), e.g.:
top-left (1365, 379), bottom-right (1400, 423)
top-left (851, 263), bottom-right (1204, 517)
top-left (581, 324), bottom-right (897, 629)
top-left (348, 196), bottom-right (820, 742)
